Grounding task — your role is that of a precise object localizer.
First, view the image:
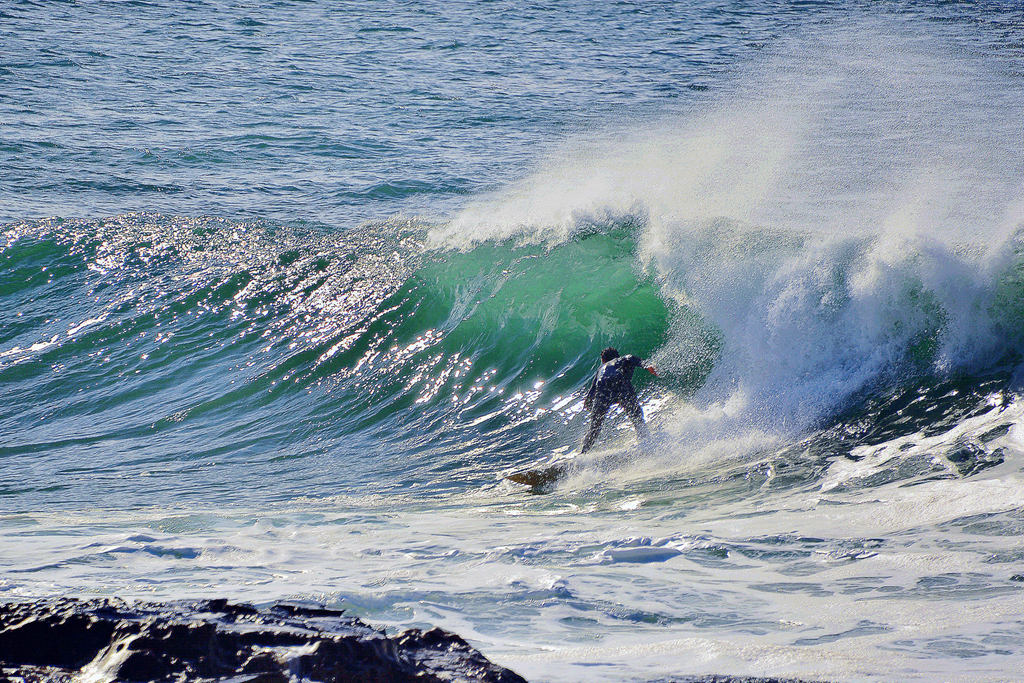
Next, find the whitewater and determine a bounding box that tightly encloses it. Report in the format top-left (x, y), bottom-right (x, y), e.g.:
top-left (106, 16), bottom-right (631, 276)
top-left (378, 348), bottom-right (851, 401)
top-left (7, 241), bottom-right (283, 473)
top-left (4, 1), bottom-right (1024, 681)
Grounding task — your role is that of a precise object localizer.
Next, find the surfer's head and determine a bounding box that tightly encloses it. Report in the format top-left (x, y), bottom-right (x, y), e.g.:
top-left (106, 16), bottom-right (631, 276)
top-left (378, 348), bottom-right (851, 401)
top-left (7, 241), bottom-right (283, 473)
top-left (601, 347), bottom-right (620, 363)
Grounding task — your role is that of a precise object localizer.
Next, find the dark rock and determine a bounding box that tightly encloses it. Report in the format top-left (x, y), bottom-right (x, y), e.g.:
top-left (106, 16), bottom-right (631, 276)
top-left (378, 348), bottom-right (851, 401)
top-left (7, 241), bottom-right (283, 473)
top-left (0, 598), bottom-right (526, 682)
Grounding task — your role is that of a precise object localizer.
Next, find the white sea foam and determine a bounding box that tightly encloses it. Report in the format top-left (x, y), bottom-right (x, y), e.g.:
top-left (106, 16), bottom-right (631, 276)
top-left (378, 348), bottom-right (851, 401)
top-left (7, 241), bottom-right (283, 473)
top-left (4, 422), bottom-right (1024, 682)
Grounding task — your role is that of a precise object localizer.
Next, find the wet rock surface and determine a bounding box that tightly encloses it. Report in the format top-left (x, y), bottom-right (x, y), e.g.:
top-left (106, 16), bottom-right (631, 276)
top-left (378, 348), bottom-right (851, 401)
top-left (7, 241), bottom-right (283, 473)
top-left (0, 597), bottom-right (526, 682)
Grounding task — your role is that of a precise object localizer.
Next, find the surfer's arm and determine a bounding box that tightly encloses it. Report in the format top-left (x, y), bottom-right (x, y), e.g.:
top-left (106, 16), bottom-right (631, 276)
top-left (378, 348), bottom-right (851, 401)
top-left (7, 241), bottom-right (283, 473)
top-left (621, 354), bottom-right (656, 376)
top-left (625, 354), bottom-right (657, 376)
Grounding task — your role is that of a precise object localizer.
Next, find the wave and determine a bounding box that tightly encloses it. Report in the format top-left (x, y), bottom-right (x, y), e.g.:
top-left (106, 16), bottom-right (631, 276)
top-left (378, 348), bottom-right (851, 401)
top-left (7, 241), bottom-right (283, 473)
top-left (435, 15), bottom-right (1024, 446)
top-left (3, 210), bottom-right (1024, 502)
top-left (0, 214), bottom-right (681, 503)
top-left (6, 19), bottom-right (1024, 507)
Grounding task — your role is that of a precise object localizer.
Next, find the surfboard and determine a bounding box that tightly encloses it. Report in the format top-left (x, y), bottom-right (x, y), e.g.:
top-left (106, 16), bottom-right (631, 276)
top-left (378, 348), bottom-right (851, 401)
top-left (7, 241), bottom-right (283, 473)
top-left (504, 462), bottom-right (569, 488)
top-left (503, 438), bottom-right (656, 490)
top-left (504, 451), bottom-right (577, 489)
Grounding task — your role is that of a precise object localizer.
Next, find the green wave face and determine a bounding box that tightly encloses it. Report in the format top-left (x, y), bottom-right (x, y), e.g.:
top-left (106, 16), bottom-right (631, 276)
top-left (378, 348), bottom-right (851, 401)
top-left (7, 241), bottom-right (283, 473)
top-left (321, 225), bottom-right (678, 447)
top-left (412, 226), bottom-right (672, 396)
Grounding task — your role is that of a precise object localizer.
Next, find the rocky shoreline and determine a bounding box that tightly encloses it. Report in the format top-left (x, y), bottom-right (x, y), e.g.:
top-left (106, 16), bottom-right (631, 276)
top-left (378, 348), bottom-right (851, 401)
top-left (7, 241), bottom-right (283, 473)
top-left (0, 597), bottom-right (823, 682)
top-left (0, 597), bottom-right (524, 682)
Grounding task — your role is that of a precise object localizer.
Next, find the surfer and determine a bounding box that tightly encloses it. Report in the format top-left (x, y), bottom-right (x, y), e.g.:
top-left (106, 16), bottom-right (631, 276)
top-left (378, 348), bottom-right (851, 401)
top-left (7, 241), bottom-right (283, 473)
top-left (580, 347), bottom-right (657, 453)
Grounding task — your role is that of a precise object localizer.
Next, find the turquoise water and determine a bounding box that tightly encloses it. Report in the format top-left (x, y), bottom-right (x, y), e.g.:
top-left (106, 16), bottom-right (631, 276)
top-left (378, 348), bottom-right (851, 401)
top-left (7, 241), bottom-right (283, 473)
top-left (6, 2), bottom-right (1024, 681)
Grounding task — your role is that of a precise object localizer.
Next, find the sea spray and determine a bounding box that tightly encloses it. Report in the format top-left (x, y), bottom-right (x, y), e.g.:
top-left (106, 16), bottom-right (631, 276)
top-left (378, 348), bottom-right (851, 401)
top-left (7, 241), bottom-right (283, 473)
top-left (436, 17), bottom-right (1024, 452)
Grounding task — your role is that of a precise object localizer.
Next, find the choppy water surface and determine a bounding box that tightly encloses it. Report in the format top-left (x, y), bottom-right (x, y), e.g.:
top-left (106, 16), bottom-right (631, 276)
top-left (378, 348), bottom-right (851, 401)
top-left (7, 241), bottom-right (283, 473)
top-left (5, 1), bottom-right (1024, 681)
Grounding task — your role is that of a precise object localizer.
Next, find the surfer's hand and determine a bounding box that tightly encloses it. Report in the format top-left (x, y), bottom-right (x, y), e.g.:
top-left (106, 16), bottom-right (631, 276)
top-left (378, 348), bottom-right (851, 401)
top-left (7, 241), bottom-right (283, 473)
top-left (646, 365), bottom-right (658, 376)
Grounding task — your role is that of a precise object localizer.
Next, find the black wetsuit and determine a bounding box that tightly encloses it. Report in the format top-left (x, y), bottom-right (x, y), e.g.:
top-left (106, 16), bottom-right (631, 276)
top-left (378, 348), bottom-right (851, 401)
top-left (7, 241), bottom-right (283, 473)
top-left (581, 354), bottom-right (650, 453)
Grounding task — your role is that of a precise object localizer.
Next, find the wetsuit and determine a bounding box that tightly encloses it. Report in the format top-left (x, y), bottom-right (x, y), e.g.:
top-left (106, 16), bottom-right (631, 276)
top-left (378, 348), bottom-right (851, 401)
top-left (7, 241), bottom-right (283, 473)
top-left (581, 354), bottom-right (650, 453)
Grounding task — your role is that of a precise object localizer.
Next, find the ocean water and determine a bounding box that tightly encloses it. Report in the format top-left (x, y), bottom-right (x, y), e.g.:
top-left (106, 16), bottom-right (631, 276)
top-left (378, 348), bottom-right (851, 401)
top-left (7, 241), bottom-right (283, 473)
top-left (5, 1), bottom-right (1024, 681)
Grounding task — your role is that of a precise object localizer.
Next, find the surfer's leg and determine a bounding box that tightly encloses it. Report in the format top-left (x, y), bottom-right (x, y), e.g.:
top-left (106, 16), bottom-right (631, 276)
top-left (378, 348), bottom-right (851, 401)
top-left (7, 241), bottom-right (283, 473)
top-left (580, 403), bottom-right (608, 453)
top-left (624, 396), bottom-right (650, 442)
